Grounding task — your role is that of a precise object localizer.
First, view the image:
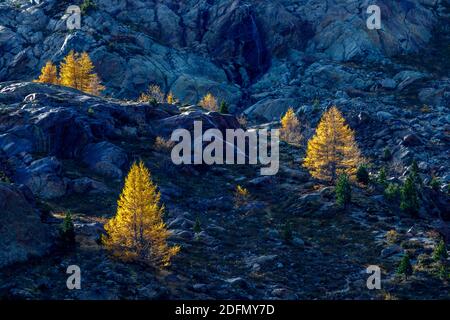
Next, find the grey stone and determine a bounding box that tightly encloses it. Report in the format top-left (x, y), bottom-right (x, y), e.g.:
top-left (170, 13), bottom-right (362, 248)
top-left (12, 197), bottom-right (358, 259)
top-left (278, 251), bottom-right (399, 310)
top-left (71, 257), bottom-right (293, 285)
top-left (377, 111), bottom-right (394, 121)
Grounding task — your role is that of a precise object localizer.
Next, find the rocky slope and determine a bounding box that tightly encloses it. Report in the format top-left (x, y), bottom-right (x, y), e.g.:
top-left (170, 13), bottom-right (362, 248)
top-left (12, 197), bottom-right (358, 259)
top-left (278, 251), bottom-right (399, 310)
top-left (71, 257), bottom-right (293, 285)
top-left (0, 82), bottom-right (448, 299)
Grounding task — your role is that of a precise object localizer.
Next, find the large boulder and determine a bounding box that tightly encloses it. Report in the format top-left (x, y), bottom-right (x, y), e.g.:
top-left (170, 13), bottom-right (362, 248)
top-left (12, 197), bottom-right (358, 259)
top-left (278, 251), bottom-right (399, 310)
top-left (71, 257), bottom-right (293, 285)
top-left (288, 188), bottom-right (337, 218)
top-left (13, 156), bottom-right (67, 199)
top-left (0, 0), bottom-right (443, 105)
top-left (0, 183), bottom-right (54, 268)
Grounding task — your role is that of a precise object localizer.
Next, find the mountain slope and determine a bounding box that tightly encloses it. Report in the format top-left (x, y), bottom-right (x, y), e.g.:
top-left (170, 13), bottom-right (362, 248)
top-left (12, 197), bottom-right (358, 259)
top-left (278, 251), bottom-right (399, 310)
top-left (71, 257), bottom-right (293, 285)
top-left (0, 0), bottom-right (449, 112)
top-left (0, 81), bottom-right (448, 299)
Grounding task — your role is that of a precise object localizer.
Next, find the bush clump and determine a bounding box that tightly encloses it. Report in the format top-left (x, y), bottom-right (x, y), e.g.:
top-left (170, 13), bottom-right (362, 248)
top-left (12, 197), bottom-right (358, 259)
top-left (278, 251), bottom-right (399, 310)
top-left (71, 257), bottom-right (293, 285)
top-left (138, 84), bottom-right (165, 104)
top-left (219, 101), bottom-right (229, 114)
top-left (154, 136), bottom-right (175, 153)
top-left (0, 171), bottom-right (10, 183)
top-left (234, 185), bottom-right (250, 208)
top-left (386, 229), bottom-right (400, 244)
top-left (199, 93), bottom-right (218, 111)
top-left (377, 167), bottom-right (387, 187)
top-left (382, 147), bottom-right (392, 161)
top-left (384, 183), bottom-right (400, 201)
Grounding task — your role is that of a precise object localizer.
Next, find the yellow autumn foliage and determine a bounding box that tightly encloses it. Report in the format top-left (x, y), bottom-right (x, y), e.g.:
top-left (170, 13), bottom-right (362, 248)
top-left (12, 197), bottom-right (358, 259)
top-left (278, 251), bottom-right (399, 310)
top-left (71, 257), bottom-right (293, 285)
top-left (45, 50), bottom-right (105, 96)
top-left (103, 161), bottom-right (180, 267)
top-left (303, 106), bottom-right (363, 182)
top-left (138, 92), bottom-right (152, 103)
top-left (199, 92), bottom-right (218, 111)
top-left (138, 84), bottom-right (165, 103)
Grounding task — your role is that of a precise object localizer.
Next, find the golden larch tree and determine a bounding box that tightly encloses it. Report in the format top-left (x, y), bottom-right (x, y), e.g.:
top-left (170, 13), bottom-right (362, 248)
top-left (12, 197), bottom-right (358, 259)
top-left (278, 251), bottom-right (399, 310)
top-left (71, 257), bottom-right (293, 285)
top-left (87, 73), bottom-right (105, 96)
top-left (280, 107), bottom-right (302, 144)
top-left (77, 52), bottom-right (95, 93)
top-left (303, 106), bottom-right (363, 182)
top-left (35, 61), bottom-right (59, 85)
top-left (199, 92), bottom-right (218, 111)
top-left (103, 161), bottom-right (180, 267)
top-left (59, 50), bottom-right (79, 89)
